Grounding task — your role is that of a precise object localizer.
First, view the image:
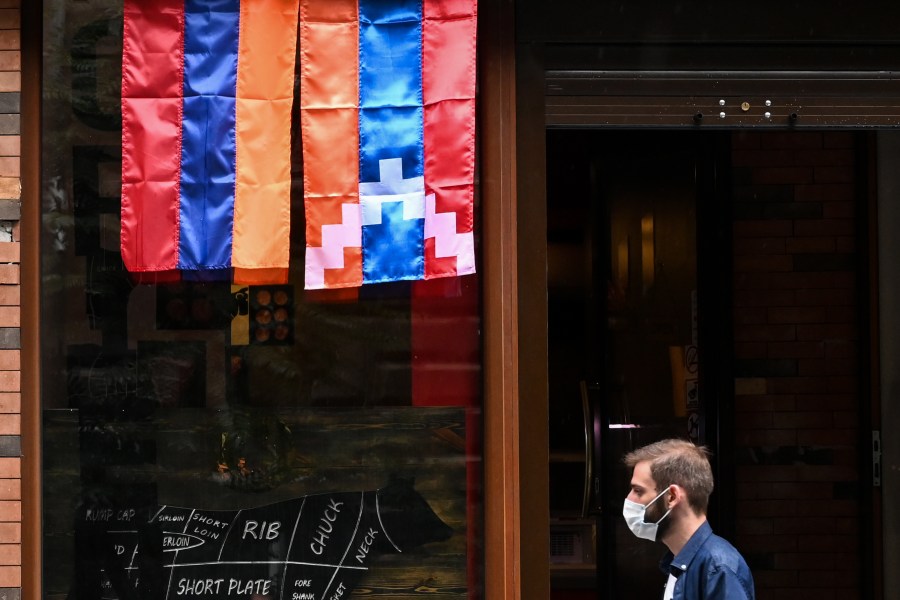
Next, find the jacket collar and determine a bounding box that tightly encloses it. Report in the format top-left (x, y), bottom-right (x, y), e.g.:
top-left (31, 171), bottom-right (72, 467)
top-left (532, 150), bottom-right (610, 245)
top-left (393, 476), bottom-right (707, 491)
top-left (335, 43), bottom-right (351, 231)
top-left (659, 520), bottom-right (713, 576)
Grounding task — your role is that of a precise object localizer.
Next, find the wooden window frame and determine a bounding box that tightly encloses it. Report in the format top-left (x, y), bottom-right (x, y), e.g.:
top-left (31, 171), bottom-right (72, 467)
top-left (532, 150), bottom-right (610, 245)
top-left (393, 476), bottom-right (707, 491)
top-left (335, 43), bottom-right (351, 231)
top-left (20, 1), bottom-right (536, 599)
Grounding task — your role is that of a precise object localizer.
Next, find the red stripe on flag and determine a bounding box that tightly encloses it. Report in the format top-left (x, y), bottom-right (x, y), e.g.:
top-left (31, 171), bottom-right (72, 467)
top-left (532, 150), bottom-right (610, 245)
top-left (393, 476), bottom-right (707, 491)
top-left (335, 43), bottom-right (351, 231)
top-left (422, 0), bottom-right (477, 279)
top-left (121, 0), bottom-right (185, 272)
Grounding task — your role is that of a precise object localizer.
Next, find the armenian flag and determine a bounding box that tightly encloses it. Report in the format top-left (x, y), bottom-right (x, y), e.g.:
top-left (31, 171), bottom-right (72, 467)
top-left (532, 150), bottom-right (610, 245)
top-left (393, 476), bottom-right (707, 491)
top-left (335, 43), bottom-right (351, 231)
top-left (301, 0), bottom-right (477, 289)
top-left (121, 0), bottom-right (299, 284)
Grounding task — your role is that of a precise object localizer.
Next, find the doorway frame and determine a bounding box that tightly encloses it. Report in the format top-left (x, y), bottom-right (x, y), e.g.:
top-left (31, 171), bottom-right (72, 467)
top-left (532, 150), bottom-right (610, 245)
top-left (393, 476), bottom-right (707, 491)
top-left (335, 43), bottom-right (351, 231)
top-left (516, 35), bottom-right (887, 599)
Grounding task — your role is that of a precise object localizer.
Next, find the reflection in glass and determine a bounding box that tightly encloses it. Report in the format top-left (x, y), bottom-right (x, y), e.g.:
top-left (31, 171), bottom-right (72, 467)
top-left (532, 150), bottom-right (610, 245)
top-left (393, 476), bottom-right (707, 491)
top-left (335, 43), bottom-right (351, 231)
top-left (40, 2), bottom-right (483, 598)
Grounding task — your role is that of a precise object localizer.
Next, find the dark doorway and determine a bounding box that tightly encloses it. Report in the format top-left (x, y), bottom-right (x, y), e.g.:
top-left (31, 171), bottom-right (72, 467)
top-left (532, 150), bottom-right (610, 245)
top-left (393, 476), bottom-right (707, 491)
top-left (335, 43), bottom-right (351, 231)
top-left (546, 130), bottom-right (733, 599)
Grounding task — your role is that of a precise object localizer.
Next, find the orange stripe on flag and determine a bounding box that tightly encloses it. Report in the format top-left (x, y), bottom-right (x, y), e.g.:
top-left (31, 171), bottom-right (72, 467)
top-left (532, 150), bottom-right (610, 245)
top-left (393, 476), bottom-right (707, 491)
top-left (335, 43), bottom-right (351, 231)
top-left (300, 0), bottom-right (362, 288)
top-left (233, 0), bottom-right (299, 281)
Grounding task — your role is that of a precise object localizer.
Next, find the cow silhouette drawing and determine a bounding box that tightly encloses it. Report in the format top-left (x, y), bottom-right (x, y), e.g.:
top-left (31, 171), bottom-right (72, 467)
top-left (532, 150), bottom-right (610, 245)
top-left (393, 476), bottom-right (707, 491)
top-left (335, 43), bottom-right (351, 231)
top-left (70, 479), bottom-right (454, 600)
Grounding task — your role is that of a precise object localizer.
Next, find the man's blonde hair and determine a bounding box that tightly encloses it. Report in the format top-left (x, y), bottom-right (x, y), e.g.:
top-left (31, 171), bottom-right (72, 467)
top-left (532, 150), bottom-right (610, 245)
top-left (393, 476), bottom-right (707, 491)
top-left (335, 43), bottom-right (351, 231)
top-left (624, 439), bottom-right (714, 515)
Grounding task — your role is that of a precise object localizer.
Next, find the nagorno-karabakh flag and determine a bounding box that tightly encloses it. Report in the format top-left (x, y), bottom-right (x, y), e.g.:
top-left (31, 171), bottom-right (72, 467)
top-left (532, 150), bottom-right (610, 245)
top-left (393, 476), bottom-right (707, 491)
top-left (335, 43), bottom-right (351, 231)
top-left (121, 0), bottom-right (299, 284)
top-left (301, 0), bottom-right (477, 289)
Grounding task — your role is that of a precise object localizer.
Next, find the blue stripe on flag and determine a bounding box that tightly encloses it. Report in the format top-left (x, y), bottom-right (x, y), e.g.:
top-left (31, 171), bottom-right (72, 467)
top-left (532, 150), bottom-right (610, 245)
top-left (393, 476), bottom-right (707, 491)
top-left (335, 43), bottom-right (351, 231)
top-left (359, 0), bottom-right (425, 283)
top-left (178, 0), bottom-right (240, 270)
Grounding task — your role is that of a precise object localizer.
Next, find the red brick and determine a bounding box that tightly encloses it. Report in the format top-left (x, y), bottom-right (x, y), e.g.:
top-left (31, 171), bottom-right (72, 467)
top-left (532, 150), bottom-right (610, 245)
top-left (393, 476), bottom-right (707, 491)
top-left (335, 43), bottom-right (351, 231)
top-left (0, 501), bottom-right (19, 521)
top-left (796, 429), bottom-right (858, 446)
top-left (794, 148), bottom-right (855, 167)
top-left (734, 236), bottom-right (786, 255)
top-left (773, 516), bottom-right (853, 535)
top-left (0, 565), bottom-right (20, 587)
top-left (836, 236), bottom-right (855, 252)
top-left (0, 393), bottom-right (18, 413)
top-left (767, 376), bottom-right (856, 394)
top-left (734, 324), bottom-right (796, 342)
top-left (0, 459), bottom-right (18, 478)
top-left (796, 323), bottom-right (857, 341)
top-left (735, 254), bottom-right (792, 272)
top-left (735, 377), bottom-right (767, 395)
top-left (753, 167), bottom-right (814, 185)
top-left (801, 500), bottom-right (860, 519)
top-left (0, 286), bottom-right (17, 305)
top-left (0, 9), bottom-right (18, 29)
top-left (0, 50), bottom-right (18, 71)
top-left (734, 307), bottom-right (767, 325)
top-left (0, 523), bottom-right (19, 543)
top-left (822, 202), bottom-right (855, 219)
top-left (767, 306), bottom-right (827, 324)
top-left (772, 411), bottom-right (834, 429)
top-left (795, 288), bottom-right (854, 306)
top-left (823, 132), bottom-right (856, 148)
top-left (0, 350), bottom-right (17, 370)
top-left (0, 242), bottom-right (18, 263)
top-left (734, 219), bottom-right (793, 237)
top-left (738, 499), bottom-right (799, 517)
top-left (732, 131), bottom-right (761, 149)
top-left (735, 428), bottom-right (798, 447)
top-left (775, 552), bottom-right (831, 570)
top-left (0, 265), bottom-right (18, 284)
top-left (793, 219), bottom-right (855, 237)
top-left (732, 149), bottom-right (797, 167)
top-left (824, 339), bottom-right (857, 359)
top-left (734, 289), bottom-right (795, 307)
top-left (0, 157), bottom-right (18, 177)
top-left (814, 165), bottom-right (854, 183)
top-left (736, 517), bottom-right (774, 535)
top-left (826, 305), bottom-right (855, 323)
top-left (769, 481), bottom-right (835, 500)
top-left (734, 411), bottom-right (773, 429)
top-left (832, 411), bottom-right (859, 429)
top-left (785, 237), bottom-right (836, 253)
top-left (831, 447), bottom-right (860, 466)
top-left (0, 137), bottom-right (17, 156)
top-left (794, 570), bottom-right (853, 589)
top-left (760, 132), bottom-right (823, 150)
top-left (794, 183), bottom-right (854, 202)
top-left (768, 341), bottom-right (824, 358)
top-left (736, 465), bottom-right (799, 482)
top-left (794, 394), bottom-right (855, 411)
top-left (735, 394), bottom-right (795, 412)
top-left (733, 533), bottom-right (798, 553)
top-left (0, 480), bottom-right (17, 500)
top-left (746, 272), bottom-right (852, 290)
top-left (797, 465), bottom-right (859, 482)
top-left (798, 358), bottom-right (857, 376)
top-left (735, 342), bottom-right (767, 359)
top-left (0, 306), bottom-right (18, 326)
top-left (752, 571), bottom-right (802, 591)
top-left (0, 372), bottom-right (17, 392)
top-left (733, 148), bottom-right (852, 168)
top-left (0, 544), bottom-right (19, 566)
top-left (798, 534), bottom-right (857, 553)
top-left (0, 72), bottom-right (18, 92)
top-left (0, 415), bottom-right (18, 435)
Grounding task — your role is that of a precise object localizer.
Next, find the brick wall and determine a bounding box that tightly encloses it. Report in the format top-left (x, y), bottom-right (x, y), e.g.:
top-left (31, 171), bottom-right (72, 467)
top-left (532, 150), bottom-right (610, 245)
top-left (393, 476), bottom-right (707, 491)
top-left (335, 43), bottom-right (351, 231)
top-left (0, 0), bottom-right (17, 596)
top-left (731, 131), bottom-right (861, 600)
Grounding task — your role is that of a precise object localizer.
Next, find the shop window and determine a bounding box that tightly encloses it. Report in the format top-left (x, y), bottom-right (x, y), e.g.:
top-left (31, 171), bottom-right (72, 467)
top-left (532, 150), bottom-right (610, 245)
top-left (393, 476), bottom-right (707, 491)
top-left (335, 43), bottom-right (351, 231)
top-left (40, 3), bottom-right (482, 599)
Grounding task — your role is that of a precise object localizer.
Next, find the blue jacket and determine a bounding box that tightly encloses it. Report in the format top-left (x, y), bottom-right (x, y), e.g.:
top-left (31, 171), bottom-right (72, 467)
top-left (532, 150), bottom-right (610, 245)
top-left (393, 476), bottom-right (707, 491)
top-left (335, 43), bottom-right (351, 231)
top-left (658, 521), bottom-right (755, 600)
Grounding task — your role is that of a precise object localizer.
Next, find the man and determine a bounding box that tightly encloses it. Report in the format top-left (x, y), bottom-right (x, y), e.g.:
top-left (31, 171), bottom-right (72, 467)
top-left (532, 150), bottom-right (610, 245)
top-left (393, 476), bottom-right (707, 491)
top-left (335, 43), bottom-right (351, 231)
top-left (623, 439), bottom-right (755, 600)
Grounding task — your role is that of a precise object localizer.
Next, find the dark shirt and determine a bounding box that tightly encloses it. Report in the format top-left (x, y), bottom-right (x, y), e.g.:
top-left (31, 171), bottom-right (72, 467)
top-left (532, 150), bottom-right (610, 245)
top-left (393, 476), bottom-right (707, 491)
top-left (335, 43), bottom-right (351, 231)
top-left (658, 521), bottom-right (755, 600)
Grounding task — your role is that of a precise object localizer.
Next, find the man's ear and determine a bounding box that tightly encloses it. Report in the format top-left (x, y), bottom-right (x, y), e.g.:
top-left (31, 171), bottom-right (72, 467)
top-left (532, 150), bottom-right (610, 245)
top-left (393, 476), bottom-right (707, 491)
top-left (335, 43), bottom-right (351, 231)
top-left (667, 485), bottom-right (685, 509)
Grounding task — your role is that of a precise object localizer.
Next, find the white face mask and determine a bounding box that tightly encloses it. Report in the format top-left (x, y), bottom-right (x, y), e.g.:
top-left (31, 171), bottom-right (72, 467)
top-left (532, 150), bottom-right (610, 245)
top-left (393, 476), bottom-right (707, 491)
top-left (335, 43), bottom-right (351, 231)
top-left (622, 486), bottom-right (672, 541)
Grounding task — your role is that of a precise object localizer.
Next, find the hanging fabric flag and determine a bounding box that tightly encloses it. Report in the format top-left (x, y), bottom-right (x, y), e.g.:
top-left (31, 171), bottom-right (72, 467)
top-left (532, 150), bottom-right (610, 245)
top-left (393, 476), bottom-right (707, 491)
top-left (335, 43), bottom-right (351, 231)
top-left (301, 0), bottom-right (477, 289)
top-left (121, 0), bottom-right (299, 284)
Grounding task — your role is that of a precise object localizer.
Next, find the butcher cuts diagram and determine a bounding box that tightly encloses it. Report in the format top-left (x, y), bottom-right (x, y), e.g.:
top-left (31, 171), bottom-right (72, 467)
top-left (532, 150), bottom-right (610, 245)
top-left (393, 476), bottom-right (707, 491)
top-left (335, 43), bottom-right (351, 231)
top-left (73, 481), bottom-right (453, 600)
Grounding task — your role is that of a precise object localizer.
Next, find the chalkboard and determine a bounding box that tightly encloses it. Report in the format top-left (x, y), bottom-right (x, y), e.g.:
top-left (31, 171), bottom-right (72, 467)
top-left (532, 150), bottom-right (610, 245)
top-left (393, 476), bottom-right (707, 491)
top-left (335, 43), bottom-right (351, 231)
top-left (74, 480), bottom-right (452, 600)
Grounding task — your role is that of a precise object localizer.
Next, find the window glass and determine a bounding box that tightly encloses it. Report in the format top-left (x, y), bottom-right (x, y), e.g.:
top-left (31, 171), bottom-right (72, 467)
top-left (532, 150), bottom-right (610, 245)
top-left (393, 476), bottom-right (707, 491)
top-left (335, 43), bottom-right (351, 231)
top-left (40, 3), bottom-right (482, 599)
